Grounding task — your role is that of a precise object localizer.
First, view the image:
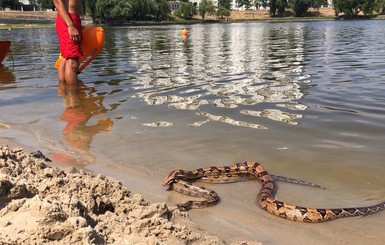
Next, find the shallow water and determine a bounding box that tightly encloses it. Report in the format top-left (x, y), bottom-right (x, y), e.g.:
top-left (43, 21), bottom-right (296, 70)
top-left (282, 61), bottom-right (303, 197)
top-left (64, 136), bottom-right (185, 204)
top-left (1, 21), bottom-right (385, 244)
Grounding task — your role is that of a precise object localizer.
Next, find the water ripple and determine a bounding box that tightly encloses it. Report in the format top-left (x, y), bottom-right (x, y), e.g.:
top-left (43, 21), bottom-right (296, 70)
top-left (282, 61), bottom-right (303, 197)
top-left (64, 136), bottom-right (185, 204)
top-left (118, 24), bottom-right (309, 128)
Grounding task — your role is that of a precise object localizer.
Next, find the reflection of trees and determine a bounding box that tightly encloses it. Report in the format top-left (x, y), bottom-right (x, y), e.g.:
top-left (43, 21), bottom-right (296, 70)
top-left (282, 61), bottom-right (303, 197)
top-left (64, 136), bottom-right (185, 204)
top-left (128, 24), bottom-right (309, 128)
top-left (58, 81), bottom-right (113, 151)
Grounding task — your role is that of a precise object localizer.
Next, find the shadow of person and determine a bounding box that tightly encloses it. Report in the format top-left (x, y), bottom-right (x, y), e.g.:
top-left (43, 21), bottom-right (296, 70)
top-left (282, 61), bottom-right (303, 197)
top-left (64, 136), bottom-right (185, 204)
top-left (57, 80), bottom-right (113, 155)
top-left (0, 64), bottom-right (16, 85)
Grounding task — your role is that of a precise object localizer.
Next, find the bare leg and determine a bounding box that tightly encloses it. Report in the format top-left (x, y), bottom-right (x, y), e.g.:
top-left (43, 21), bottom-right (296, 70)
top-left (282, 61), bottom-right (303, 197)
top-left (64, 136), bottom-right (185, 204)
top-left (58, 57), bottom-right (66, 83)
top-left (64, 57), bottom-right (80, 85)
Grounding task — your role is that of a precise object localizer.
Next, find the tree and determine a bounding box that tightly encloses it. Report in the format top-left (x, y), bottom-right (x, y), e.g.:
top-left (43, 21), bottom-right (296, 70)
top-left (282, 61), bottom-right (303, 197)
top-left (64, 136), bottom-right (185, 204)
top-left (311, 0), bottom-right (328, 9)
top-left (218, 0), bottom-right (231, 9)
top-left (290, 0), bottom-right (312, 17)
top-left (236, 0), bottom-right (252, 9)
top-left (269, 0), bottom-right (287, 17)
top-left (176, 2), bottom-right (196, 19)
top-left (130, 0), bottom-right (156, 20)
top-left (269, 0), bottom-right (277, 16)
top-left (333, 0), bottom-right (374, 18)
top-left (216, 5), bottom-right (231, 18)
top-left (154, 0), bottom-right (171, 20)
top-left (198, 0), bottom-right (216, 20)
top-left (268, 0), bottom-right (287, 17)
top-left (110, 0), bottom-right (132, 21)
top-left (276, 0), bottom-right (287, 16)
top-left (375, 0), bottom-right (385, 13)
top-left (359, 0), bottom-right (375, 16)
top-left (1, 0), bottom-right (19, 10)
top-left (244, 0), bottom-right (252, 9)
top-left (95, 0), bottom-right (116, 21)
top-left (38, 0), bottom-right (54, 10)
top-left (254, 0), bottom-right (269, 9)
top-left (82, 0), bottom-right (96, 19)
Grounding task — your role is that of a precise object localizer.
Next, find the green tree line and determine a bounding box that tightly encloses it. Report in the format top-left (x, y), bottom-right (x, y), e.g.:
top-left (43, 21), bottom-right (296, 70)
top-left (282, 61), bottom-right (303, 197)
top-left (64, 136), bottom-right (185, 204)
top-left (334, 0), bottom-right (385, 18)
top-left (0, 0), bottom-right (22, 9)
top-left (173, 0), bottom-right (231, 20)
top-left (268, 0), bottom-right (328, 17)
top-left (3, 0), bottom-right (385, 21)
top-left (265, 0), bottom-right (385, 18)
top-left (88, 0), bottom-right (171, 21)
top-left (35, 0), bottom-right (171, 21)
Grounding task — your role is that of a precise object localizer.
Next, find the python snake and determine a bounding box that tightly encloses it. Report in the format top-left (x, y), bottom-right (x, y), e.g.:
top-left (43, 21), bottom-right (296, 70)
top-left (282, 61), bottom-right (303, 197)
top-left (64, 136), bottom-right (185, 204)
top-left (163, 161), bottom-right (385, 223)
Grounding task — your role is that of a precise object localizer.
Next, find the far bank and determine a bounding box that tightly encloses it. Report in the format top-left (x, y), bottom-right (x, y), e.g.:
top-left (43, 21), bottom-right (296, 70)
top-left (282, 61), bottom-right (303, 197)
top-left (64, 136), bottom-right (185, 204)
top-left (1, 8), bottom-right (385, 30)
top-left (1, 8), bottom-right (335, 26)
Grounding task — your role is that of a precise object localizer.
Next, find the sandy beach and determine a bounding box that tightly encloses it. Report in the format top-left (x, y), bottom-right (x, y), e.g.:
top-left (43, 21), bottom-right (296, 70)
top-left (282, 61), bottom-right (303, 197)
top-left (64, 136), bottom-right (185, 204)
top-left (2, 16), bottom-right (385, 245)
top-left (0, 145), bottom-right (260, 244)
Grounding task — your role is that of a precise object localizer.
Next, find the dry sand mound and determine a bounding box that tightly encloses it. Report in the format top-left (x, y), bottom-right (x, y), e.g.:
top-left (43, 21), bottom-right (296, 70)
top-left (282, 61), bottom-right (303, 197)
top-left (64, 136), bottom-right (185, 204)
top-left (0, 145), bottom-right (260, 244)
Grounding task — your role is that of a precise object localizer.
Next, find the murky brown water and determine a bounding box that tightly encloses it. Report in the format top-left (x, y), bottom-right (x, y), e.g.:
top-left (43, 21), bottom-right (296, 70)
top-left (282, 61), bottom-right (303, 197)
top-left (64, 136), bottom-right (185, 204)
top-left (1, 21), bottom-right (385, 244)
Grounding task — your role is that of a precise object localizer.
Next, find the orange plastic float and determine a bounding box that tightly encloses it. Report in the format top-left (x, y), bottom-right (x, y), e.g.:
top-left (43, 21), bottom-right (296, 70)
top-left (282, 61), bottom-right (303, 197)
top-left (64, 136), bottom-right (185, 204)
top-left (0, 41), bottom-right (11, 64)
top-left (55, 26), bottom-right (105, 72)
top-left (181, 28), bottom-right (188, 37)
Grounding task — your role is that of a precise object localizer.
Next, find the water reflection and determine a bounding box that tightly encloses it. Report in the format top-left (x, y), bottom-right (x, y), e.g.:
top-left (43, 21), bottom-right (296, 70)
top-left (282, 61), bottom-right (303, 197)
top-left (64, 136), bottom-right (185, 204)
top-left (58, 81), bottom-right (114, 152)
top-left (0, 65), bottom-right (16, 87)
top-left (128, 24), bottom-right (308, 128)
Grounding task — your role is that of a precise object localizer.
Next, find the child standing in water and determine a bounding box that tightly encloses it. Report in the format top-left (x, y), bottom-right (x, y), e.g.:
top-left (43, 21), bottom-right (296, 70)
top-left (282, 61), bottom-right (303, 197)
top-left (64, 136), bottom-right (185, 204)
top-left (53, 0), bottom-right (82, 84)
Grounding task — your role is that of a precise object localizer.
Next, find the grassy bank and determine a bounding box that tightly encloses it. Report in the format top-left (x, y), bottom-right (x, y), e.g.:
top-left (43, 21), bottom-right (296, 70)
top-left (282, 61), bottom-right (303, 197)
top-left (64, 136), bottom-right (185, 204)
top-left (0, 23), bottom-right (54, 29)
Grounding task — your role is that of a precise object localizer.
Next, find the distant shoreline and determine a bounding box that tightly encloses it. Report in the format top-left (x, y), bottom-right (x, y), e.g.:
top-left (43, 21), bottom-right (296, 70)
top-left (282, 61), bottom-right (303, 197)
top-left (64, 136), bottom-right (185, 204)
top-left (1, 9), bottom-right (385, 30)
top-left (0, 8), bottom-right (335, 29)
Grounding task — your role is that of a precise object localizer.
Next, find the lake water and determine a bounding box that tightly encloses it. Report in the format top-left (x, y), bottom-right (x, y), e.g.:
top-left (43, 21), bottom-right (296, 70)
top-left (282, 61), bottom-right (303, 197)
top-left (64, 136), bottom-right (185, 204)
top-left (1, 20), bottom-right (385, 244)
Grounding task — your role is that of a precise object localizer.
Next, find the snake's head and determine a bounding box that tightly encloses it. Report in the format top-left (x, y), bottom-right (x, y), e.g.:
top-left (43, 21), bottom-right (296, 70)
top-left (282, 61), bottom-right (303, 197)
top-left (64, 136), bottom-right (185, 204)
top-left (162, 170), bottom-right (183, 186)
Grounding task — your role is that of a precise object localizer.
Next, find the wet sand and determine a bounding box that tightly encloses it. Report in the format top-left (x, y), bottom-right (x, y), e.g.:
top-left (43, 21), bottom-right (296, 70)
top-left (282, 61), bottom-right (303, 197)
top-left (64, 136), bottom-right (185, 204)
top-left (0, 144), bottom-right (261, 244)
top-left (1, 142), bottom-right (385, 245)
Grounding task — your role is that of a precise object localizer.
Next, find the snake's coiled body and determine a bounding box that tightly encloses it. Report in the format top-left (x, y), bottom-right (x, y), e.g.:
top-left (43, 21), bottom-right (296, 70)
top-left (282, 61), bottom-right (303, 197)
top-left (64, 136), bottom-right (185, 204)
top-left (163, 161), bottom-right (385, 223)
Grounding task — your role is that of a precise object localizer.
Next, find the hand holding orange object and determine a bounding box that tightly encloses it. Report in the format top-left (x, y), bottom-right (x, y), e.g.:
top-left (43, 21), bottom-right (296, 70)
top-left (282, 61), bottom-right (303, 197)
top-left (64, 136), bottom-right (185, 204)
top-left (55, 27), bottom-right (105, 72)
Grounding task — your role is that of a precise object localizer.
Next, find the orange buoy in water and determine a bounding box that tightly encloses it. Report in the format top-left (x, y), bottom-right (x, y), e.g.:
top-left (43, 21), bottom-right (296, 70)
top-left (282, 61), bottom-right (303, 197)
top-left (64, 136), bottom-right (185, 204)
top-left (181, 28), bottom-right (188, 37)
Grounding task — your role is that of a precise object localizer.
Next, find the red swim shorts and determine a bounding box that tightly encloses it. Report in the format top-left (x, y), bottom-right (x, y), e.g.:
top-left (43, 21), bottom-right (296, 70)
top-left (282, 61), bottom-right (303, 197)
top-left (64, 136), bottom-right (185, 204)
top-left (55, 13), bottom-right (83, 59)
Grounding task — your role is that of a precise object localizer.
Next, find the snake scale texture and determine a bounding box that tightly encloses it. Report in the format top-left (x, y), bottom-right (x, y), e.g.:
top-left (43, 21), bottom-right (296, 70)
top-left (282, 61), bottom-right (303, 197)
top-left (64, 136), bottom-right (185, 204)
top-left (163, 161), bottom-right (385, 223)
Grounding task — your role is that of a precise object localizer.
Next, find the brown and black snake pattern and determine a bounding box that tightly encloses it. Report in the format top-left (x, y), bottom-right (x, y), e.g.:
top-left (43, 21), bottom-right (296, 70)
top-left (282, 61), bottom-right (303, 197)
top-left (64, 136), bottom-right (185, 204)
top-left (163, 161), bottom-right (385, 223)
